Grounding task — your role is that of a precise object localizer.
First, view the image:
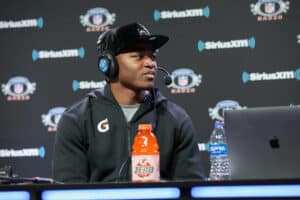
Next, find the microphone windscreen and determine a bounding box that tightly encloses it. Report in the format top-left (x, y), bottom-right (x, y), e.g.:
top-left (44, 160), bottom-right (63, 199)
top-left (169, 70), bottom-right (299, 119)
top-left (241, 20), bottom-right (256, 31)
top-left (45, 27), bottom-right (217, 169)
top-left (157, 67), bottom-right (172, 85)
top-left (164, 76), bottom-right (172, 85)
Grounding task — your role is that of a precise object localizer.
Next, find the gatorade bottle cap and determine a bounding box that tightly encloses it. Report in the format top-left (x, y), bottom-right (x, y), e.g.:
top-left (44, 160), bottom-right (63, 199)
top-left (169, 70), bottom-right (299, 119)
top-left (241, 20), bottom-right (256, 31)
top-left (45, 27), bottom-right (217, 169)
top-left (138, 124), bottom-right (152, 131)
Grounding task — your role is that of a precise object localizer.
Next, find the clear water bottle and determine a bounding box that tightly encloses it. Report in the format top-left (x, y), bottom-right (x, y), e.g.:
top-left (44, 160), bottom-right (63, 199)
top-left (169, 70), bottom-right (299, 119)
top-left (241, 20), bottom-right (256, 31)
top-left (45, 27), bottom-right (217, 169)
top-left (209, 121), bottom-right (230, 180)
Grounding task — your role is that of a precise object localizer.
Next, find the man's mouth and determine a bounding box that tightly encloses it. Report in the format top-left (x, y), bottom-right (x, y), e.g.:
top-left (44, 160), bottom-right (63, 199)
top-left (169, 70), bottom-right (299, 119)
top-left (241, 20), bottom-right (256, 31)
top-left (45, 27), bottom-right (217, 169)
top-left (144, 71), bottom-right (156, 79)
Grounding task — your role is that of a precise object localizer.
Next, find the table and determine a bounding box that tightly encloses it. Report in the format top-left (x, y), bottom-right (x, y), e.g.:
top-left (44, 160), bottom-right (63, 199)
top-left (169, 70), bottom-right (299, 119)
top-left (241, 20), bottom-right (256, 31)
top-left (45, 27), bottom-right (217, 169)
top-left (1, 179), bottom-right (300, 200)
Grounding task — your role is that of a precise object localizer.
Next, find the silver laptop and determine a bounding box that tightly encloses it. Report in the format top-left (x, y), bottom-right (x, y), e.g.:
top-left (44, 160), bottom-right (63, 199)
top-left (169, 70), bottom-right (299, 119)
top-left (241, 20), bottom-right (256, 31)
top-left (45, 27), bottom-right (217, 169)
top-left (224, 106), bottom-right (300, 180)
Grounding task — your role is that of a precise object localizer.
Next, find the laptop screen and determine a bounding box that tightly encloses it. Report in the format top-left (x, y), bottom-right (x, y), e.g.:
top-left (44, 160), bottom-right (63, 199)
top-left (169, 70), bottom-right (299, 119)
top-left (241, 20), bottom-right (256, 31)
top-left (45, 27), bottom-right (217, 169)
top-left (224, 106), bottom-right (300, 180)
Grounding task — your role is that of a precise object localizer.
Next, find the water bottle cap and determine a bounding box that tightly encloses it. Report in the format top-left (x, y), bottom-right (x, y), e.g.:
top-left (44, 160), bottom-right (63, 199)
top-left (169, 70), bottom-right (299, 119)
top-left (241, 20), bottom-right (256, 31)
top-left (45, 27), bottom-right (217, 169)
top-left (214, 121), bottom-right (224, 127)
top-left (138, 124), bottom-right (153, 131)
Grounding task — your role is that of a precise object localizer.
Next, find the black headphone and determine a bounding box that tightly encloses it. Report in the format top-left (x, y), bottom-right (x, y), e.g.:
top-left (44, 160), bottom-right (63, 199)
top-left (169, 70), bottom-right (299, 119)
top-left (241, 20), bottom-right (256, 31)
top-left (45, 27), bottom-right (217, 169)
top-left (97, 30), bottom-right (119, 79)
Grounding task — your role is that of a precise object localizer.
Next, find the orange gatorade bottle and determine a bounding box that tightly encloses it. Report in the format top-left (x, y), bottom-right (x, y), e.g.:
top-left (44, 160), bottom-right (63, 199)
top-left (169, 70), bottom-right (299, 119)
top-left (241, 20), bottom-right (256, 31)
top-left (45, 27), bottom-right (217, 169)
top-left (131, 124), bottom-right (160, 182)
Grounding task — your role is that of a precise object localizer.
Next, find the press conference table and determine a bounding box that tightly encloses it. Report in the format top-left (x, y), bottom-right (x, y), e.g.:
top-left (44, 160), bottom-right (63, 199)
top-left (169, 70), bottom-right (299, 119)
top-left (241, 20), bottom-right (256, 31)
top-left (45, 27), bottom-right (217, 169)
top-left (1, 179), bottom-right (300, 200)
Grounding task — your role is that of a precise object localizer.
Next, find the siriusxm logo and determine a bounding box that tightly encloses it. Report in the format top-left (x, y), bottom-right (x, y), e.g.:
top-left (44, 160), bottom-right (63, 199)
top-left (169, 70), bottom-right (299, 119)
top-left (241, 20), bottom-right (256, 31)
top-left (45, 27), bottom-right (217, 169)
top-left (0, 146), bottom-right (45, 158)
top-left (167, 68), bottom-right (202, 94)
top-left (1, 76), bottom-right (36, 101)
top-left (251, 0), bottom-right (290, 21)
top-left (154, 6), bottom-right (210, 21)
top-left (0, 17), bottom-right (43, 29)
top-left (32, 47), bottom-right (85, 61)
top-left (80, 7), bottom-right (116, 32)
top-left (198, 37), bottom-right (255, 52)
top-left (72, 80), bottom-right (107, 91)
top-left (42, 107), bottom-right (66, 132)
top-left (242, 69), bottom-right (300, 83)
top-left (209, 100), bottom-right (247, 121)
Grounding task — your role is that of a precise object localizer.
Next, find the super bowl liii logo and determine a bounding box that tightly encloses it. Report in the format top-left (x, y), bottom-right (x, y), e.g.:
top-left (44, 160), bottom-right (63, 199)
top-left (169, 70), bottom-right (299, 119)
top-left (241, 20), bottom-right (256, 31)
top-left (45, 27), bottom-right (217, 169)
top-left (208, 100), bottom-right (247, 121)
top-left (1, 76), bottom-right (36, 101)
top-left (250, 0), bottom-right (290, 21)
top-left (42, 107), bottom-right (66, 132)
top-left (168, 68), bottom-right (202, 94)
top-left (80, 7), bottom-right (116, 32)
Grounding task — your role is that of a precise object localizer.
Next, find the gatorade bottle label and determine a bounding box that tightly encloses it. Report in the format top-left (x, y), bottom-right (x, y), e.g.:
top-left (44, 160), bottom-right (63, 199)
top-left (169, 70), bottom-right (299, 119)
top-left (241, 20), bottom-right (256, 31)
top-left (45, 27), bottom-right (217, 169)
top-left (132, 155), bottom-right (160, 182)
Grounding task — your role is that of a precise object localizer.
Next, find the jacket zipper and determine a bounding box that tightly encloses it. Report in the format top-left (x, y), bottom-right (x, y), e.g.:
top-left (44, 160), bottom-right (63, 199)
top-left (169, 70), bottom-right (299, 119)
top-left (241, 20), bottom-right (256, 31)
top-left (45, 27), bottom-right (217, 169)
top-left (127, 124), bottom-right (131, 179)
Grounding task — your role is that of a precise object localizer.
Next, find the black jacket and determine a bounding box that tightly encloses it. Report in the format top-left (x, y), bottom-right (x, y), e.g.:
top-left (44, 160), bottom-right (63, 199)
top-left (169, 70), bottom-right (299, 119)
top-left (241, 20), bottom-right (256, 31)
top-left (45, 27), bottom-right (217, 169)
top-left (53, 85), bottom-right (204, 182)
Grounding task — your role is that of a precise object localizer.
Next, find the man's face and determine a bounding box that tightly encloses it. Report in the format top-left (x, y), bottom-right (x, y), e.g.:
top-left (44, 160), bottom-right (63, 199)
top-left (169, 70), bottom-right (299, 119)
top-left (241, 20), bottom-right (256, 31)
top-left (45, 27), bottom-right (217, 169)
top-left (115, 45), bottom-right (157, 90)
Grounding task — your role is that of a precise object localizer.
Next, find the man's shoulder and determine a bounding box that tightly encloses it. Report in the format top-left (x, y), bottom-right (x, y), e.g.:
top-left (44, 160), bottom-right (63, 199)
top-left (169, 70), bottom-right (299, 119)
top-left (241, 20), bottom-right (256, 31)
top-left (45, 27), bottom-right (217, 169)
top-left (154, 90), bottom-right (189, 120)
top-left (161, 100), bottom-right (189, 121)
top-left (63, 96), bottom-right (91, 119)
top-left (64, 88), bottom-right (105, 116)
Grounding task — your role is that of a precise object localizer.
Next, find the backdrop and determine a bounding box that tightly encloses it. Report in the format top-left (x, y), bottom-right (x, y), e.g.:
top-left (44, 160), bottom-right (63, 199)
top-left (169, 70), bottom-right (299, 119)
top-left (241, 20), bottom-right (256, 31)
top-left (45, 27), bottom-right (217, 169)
top-left (0, 0), bottom-right (299, 178)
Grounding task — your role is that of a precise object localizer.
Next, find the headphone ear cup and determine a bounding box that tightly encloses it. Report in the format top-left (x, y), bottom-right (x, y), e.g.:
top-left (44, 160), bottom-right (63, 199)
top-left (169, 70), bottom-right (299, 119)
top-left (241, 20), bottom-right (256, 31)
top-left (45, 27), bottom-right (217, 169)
top-left (98, 51), bottom-right (118, 78)
top-left (98, 55), bottom-right (110, 75)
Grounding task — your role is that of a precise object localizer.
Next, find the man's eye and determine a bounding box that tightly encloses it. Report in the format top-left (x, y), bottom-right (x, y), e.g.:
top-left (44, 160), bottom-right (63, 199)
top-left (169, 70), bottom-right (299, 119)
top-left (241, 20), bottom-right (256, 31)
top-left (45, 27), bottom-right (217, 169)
top-left (131, 54), bottom-right (141, 58)
top-left (135, 55), bottom-right (143, 59)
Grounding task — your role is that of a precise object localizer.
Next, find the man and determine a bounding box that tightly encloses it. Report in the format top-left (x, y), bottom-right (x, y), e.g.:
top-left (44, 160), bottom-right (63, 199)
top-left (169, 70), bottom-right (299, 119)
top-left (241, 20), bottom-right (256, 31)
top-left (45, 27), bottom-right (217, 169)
top-left (53, 22), bottom-right (204, 182)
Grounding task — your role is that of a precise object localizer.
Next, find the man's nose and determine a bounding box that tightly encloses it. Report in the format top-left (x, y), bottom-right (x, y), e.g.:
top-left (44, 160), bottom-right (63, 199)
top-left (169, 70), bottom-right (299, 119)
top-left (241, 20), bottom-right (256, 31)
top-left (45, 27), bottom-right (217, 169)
top-left (143, 56), bottom-right (156, 68)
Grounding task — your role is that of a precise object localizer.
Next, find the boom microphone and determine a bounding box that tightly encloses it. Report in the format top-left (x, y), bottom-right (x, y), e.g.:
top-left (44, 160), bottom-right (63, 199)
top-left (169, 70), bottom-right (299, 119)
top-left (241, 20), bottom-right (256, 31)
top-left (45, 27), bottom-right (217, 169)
top-left (157, 67), bottom-right (172, 85)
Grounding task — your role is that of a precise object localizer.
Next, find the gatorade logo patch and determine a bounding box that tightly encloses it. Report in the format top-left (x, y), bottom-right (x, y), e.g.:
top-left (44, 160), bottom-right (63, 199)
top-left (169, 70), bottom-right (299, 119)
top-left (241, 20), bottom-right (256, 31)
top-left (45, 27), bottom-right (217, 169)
top-left (97, 118), bottom-right (109, 133)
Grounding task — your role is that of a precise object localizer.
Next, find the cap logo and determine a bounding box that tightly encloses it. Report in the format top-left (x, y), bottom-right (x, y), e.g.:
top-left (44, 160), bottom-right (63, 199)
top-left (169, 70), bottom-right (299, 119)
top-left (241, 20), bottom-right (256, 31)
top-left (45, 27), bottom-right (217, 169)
top-left (138, 28), bottom-right (150, 36)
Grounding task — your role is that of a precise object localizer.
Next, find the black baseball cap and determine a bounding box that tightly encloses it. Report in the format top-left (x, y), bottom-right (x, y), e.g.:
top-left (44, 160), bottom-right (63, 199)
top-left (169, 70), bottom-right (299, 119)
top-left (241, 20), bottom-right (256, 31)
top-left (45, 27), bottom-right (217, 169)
top-left (97, 22), bottom-right (169, 55)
